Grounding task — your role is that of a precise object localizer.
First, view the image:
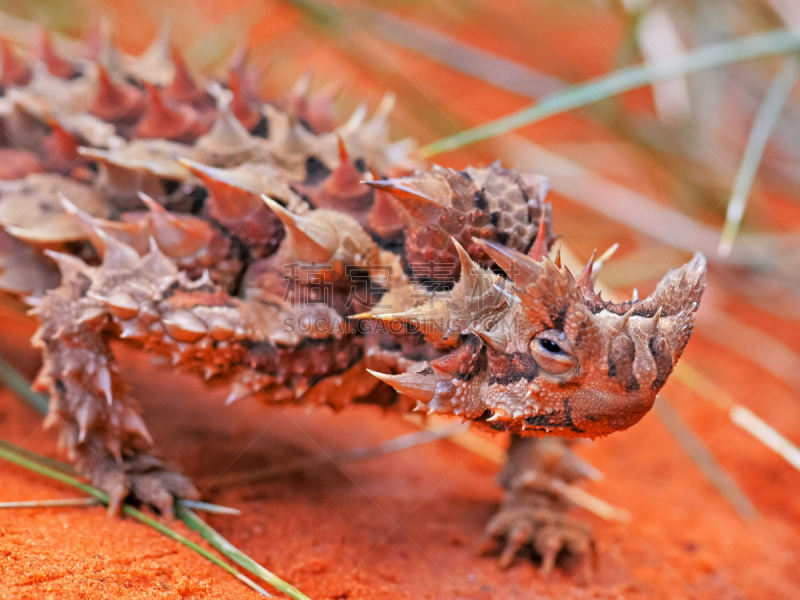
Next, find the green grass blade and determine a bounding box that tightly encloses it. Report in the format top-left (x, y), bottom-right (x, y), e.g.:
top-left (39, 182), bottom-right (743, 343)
top-left (177, 507), bottom-right (313, 600)
top-left (719, 57), bottom-right (800, 257)
top-left (0, 439), bottom-right (273, 597)
top-left (0, 356), bottom-right (49, 415)
top-left (418, 29), bottom-right (800, 157)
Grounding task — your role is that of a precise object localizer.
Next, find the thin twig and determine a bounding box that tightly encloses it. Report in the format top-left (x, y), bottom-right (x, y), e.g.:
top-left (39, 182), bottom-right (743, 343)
top-left (719, 57), bottom-right (800, 257)
top-left (177, 499), bottom-right (242, 515)
top-left (653, 397), bottom-right (759, 520)
top-left (0, 497), bottom-right (99, 509)
top-left (208, 422), bottom-right (470, 489)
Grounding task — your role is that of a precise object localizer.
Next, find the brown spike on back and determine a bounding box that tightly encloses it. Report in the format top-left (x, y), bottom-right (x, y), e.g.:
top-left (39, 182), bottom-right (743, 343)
top-left (193, 88), bottom-right (261, 166)
top-left (367, 180), bottom-right (406, 241)
top-left (136, 83), bottom-right (211, 143)
top-left (364, 179), bottom-right (442, 222)
top-left (228, 68), bottom-right (261, 131)
top-left (263, 196), bottom-right (338, 262)
top-left (90, 65), bottom-right (144, 125)
top-left (43, 118), bottom-right (81, 173)
top-left (164, 48), bottom-right (211, 108)
top-left (0, 39), bottom-right (30, 88)
top-left (575, 249), bottom-right (602, 304)
top-left (36, 28), bottom-right (73, 79)
top-left (295, 138), bottom-right (372, 224)
top-left (132, 192), bottom-right (217, 261)
top-left (527, 214), bottom-right (548, 261)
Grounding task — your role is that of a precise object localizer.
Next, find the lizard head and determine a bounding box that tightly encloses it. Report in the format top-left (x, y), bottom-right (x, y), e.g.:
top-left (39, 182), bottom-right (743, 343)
top-left (369, 239), bottom-right (706, 438)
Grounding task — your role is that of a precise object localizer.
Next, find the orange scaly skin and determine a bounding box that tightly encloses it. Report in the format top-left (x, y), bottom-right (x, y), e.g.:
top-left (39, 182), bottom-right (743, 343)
top-left (0, 27), bottom-right (706, 575)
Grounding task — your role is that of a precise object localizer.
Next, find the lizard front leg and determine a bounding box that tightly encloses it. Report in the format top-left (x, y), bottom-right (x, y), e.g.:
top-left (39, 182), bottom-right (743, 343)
top-left (33, 254), bottom-right (198, 516)
top-left (481, 435), bottom-right (596, 576)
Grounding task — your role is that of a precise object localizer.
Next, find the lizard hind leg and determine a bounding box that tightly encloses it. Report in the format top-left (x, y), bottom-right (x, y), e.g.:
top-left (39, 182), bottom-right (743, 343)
top-left (33, 251), bottom-right (199, 517)
top-left (480, 434), bottom-right (597, 578)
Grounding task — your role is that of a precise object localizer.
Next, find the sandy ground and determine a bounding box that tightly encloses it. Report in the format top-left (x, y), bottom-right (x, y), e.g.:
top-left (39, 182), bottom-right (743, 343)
top-left (1, 293), bottom-right (799, 599)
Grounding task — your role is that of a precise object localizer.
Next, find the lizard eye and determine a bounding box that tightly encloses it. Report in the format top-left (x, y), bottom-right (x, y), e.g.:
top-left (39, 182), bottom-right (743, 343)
top-left (539, 339), bottom-right (563, 354)
top-left (530, 330), bottom-right (577, 375)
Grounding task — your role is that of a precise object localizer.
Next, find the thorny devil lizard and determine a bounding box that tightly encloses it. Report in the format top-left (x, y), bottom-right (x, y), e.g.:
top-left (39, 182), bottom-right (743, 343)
top-left (0, 28), bottom-right (706, 575)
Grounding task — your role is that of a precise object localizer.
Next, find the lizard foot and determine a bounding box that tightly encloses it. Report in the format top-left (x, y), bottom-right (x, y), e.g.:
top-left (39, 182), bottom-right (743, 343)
top-left (76, 448), bottom-right (199, 519)
top-left (480, 502), bottom-right (595, 577)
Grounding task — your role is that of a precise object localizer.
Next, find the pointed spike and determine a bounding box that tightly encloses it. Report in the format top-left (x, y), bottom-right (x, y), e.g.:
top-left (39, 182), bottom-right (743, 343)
top-left (575, 249), bottom-right (597, 294)
top-left (366, 369), bottom-right (436, 402)
top-left (0, 38), bottom-right (30, 87)
top-left (473, 237), bottom-right (533, 281)
top-left (59, 194), bottom-right (140, 268)
top-left (620, 307), bottom-right (634, 328)
top-left (36, 27), bottom-right (73, 78)
top-left (76, 403), bottom-right (93, 443)
top-left (632, 288), bottom-right (639, 302)
top-left (652, 306), bottom-right (663, 327)
top-left (142, 237), bottom-right (177, 278)
top-left (95, 366), bottom-right (113, 405)
top-left (137, 191), bottom-right (166, 213)
top-left (452, 237), bottom-right (479, 280)
top-left (165, 48), bottom-right (200, 104)
top-left (554, 246), bottom-right (562, 268)
top-left (527, 214), bottom-right (548, 261)
top-left (122, 409), bottom-right (153, 445)
top-left (337, 135), bottom-right (349, 164)
top-left (364, 180), bottom-right (442, 221)
top-left (225, 382), bottom-right (251, 405)
top-left (97, 226), bottom-right (141, 270)
top-left (90, 64), bottom-right (143, 124)
top-left (43, 250), bottom-right (90, 279)
top-left (469, 326), bottom-right (506, 353)
top-left (262, 195), bottom-right (338, 261)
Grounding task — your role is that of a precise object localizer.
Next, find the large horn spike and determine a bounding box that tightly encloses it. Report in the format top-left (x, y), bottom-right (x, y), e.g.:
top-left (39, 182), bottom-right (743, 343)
top-left (364, 180), bottom-right (442, 221)
top-left (472, 237), bottom-right (534, 281)
top-left (263, 196), bottom-right (338, 262)
top-left (366, 369), bottom-right (436, 402)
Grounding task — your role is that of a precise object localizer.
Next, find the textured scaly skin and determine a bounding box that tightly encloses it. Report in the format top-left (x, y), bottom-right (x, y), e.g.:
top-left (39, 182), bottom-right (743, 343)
top-left (0, 27), bottom-right (706, 573)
